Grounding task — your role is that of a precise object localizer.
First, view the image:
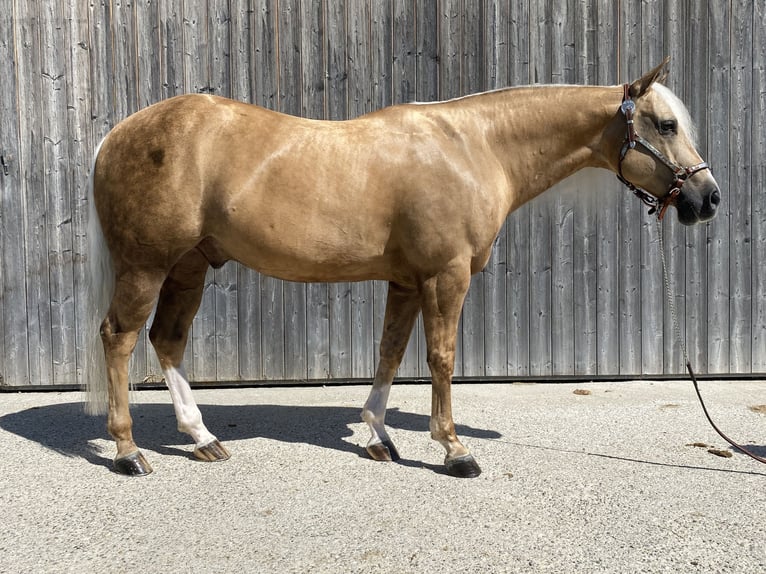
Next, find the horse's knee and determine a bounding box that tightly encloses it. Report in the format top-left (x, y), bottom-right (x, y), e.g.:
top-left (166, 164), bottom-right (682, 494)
top-left (427, 349), bottom-right (455, 377)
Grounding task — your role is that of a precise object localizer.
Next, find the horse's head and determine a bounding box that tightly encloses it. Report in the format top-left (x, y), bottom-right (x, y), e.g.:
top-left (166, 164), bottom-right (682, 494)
top-left (613, 58), bottom-right (721, 225)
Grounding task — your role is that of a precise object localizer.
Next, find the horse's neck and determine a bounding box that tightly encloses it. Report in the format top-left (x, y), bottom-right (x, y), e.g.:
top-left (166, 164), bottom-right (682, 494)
top-left (449, 85), bottom-right (622, 209)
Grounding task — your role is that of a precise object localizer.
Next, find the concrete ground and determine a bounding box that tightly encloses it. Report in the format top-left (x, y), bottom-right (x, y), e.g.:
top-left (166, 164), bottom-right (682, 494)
top-left (0, 380), bottom-right (764, 573)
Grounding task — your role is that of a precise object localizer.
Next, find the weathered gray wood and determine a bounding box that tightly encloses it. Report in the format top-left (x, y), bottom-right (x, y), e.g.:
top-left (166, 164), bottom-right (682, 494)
top-left (482, 0), bottom-right (510, 377)
top-left (16, 1), bottom-right (53, 385)
top-left (617, 0), bottom-right (642, 375)
top-left (301, 0), bottom-right (331, 379)
top-left (0, 0), bottom-right (29, 385)
top-left (728, 0), bottom-right (753, 373)
top-left (370, 0), bottom-right (393, 377)
top-left (279, 0), bottom-right (309, 380)
top-left (505, 0), bottom-right (531, 377)
top-left (593, 0), bottom-right (620, 377)
top-left (752, 1), bottom-right (766, 371)
top-left (64, 0), bottom-right (94, 384)
top-left (2, 1), bottom-right (763, 387)
top-left (572, 0), bottom-right (598, 376)
top-left (325, 0), bottom-right (353, 380)
top-left (639, 0), bottom-right (665, 375)
top-left (347, 0), bottom-right (376, 379)
top-left (40, 0), bottom-right (77, 384)
top-left (707, 1), bottom-right (731, 374)
top-left (684, 0), bottom-right (710, 373)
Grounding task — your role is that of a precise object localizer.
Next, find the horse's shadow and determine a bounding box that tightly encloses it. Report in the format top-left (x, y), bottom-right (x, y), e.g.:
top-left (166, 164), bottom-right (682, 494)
top-left (0, 399), bottom-right (502, 474)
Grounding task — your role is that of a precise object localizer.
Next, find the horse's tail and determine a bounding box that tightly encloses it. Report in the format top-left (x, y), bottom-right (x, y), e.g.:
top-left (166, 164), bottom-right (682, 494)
top-left (84, 136), bottom-right (114, 415)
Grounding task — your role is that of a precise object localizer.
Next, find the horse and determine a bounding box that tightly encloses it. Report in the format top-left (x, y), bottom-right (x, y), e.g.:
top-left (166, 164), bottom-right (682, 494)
top-left (86, 58), bottom-right (720, 477)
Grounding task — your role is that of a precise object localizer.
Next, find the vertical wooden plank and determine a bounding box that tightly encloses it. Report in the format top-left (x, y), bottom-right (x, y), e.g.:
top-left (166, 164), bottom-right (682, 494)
top-left (459, 0), bottom-right (486, 377)
top-left (180, 0), bottom-right (217, 380)
top-left (456, 0), bottom-right (486, 377)
top-left (617, 0), bottom-right (642, 375)
top-left (135, 0), bottom-right (161, 109)
top-left (728, 0), bottom-right (752, 373)
top-left (594, 0), bottom-right (619, 376)
top-left (277, 0), bottom-right (308, 380)
top-left (325, 0), bottom-right (353, 379)
top-left (251, 0), bottom-right (284, 379)
top-left (133, 0), bottom-right (164, 380)
top-left (346, 0), bottom-right (375, 379)
top-left (65, 0), bottom-right (94, 385)
top-left (370, 0), bottom-right (393, 376)
top-left (707, 1), bottom-right (731, 374)
top-left (416, 0), bottom-right (439, 102)
top-left (527, 0), bottom-right (553, 376)
top-left (550, 0), bottom-right (576, 376)
top-left (231, 1), bottom-right (262, 381)
top-left (40, 0), bottom-right (77, 384)
top-left (438, 0), bottom-right (466, 375)
top-left (301, 0), bottom-right (330, 379)
top-left (230, 0), bottom-right (255, 102)
top-left (662, 0), bottom-right (687, 375)
top-left (638, 0), bottom-right (665, 375)
top-left (0, 0), bottom-right (29, 385)
top-left (506, 0), bottom-right (530, 376)
top-left (160, 0), bottom-right (184, 100)
top-left (572, 0), bottom-right (598, 376)
top-left (684, 1), bottom-right (709, 373)
top-left (481, 0), bottom-right (509, 377)
top-left (16, 1), bottom-right (54, 385)
top-left (751, 2), bottom-right (766, 372)
top-left (439, 0), bottom-right (461, 99)
top-left (210, 2), bottom-right (239, 382)
top-left (392, 0), bottom-right (421, 377)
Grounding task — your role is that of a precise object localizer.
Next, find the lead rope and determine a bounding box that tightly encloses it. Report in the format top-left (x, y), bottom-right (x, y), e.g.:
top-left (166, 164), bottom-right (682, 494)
top-left (656, 220), bottom-right (766, 464)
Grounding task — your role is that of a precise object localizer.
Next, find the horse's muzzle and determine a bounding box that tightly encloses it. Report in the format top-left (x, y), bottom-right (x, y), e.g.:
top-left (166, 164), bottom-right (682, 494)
top-left (676, 185), bottom-right (721, 225)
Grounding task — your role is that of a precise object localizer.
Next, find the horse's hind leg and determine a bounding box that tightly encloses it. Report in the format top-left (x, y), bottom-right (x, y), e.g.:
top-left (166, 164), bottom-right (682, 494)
top-left (101, 270), bottom-right (165, 476)
top-left (362, 283), bottom-right (420, 462)
top-left (149, 249), bottom-right (230, 463)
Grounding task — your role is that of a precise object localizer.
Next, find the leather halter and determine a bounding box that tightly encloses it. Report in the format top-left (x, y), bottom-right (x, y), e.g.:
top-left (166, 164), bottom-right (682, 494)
top-left (617, 83), bottom-right (711, 220)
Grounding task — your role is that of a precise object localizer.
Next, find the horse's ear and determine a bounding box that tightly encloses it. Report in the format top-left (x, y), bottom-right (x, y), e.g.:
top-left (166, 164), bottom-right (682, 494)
top-left (629, 56), bottom-right (671, 98)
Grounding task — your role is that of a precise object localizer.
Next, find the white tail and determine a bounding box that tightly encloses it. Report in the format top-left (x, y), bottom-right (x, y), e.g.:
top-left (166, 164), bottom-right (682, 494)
top-left (84, 137), bottom-right (114, 415)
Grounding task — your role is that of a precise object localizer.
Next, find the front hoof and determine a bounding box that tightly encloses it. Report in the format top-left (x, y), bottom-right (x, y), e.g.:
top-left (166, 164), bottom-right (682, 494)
top-left (366, 439), bottom-right (401, 462)
top-left (114, 451), bottom-right (153, 476)
top-left (445, 454), bottom-right (482, 478)
top-left (193, 439), bottom-right (231, 462)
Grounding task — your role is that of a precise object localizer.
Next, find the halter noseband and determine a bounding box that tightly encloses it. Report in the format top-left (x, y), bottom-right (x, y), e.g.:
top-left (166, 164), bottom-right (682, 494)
top-left (617, 83), bottom-right (711, 220)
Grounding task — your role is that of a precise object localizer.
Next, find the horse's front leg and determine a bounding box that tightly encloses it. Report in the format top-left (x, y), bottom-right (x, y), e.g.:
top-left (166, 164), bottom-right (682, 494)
top-left (362, 283), bottom-right (420, 461)
top-left (420, 262), bottom-right (482, 478)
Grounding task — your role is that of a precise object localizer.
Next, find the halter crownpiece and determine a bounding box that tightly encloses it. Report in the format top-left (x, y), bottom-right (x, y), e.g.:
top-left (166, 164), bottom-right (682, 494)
top-left (616, 83), bottom-right (711, 220)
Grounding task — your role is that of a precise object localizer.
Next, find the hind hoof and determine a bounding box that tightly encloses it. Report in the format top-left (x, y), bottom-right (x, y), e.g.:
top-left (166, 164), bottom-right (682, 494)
top-left (445, 454), bottom-right (482, 478)
top-left (114, 451), bottom-right (153, 476)
top-left (193, 439), bottom-right (231, 462)
top-left (366, 439), bottom-right (401, 462)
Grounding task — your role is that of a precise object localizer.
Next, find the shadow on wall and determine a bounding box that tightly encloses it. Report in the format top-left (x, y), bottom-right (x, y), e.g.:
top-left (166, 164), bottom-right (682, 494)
top-left (0, 401), bottom-right (502, 473)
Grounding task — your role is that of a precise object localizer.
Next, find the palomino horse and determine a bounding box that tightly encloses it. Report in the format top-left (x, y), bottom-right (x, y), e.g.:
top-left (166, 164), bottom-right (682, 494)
top-left (87, 58), bottom-right (720, 477)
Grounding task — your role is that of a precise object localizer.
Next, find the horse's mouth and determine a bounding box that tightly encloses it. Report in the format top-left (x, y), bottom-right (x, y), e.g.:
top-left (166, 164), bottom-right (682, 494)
top-left (675, 188), bottom-right (721, 226)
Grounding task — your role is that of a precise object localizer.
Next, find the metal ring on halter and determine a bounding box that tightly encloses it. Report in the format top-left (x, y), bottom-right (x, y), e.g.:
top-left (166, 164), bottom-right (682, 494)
top-left (616, 83), bottom-right (711, 220)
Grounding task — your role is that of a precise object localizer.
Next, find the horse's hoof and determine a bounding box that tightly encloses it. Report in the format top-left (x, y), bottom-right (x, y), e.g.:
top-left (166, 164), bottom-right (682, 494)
top-left (114, 451), bottom-right (153, 476)
top-left (193, 439), bottom-right (231, 462)
top-left (366, 439), bottom-right (401, 462)
top-left (445, 454), bottom-right (482, 478)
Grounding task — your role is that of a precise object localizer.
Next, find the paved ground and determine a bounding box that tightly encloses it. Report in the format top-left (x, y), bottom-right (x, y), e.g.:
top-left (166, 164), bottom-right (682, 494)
top-left (0, 380), bottom-right (764, 573)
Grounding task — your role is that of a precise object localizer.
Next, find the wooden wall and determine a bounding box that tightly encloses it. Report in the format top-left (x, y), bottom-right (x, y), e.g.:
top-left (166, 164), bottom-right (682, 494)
top-left (1, 0), bottom-right (764, 387)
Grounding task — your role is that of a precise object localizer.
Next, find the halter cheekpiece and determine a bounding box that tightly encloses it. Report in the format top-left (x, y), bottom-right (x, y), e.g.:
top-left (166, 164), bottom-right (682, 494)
top-left (617, 83), bottom-right (711, 220)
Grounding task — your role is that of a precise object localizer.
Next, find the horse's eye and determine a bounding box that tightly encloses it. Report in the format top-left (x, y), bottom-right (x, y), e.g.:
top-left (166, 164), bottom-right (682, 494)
top-left (659, 120), bottom-right (677, 135)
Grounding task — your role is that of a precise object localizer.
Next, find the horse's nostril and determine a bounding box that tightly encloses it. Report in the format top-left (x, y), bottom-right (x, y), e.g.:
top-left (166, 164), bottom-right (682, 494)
top-left (710, 189), bottom-right (721, 206)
